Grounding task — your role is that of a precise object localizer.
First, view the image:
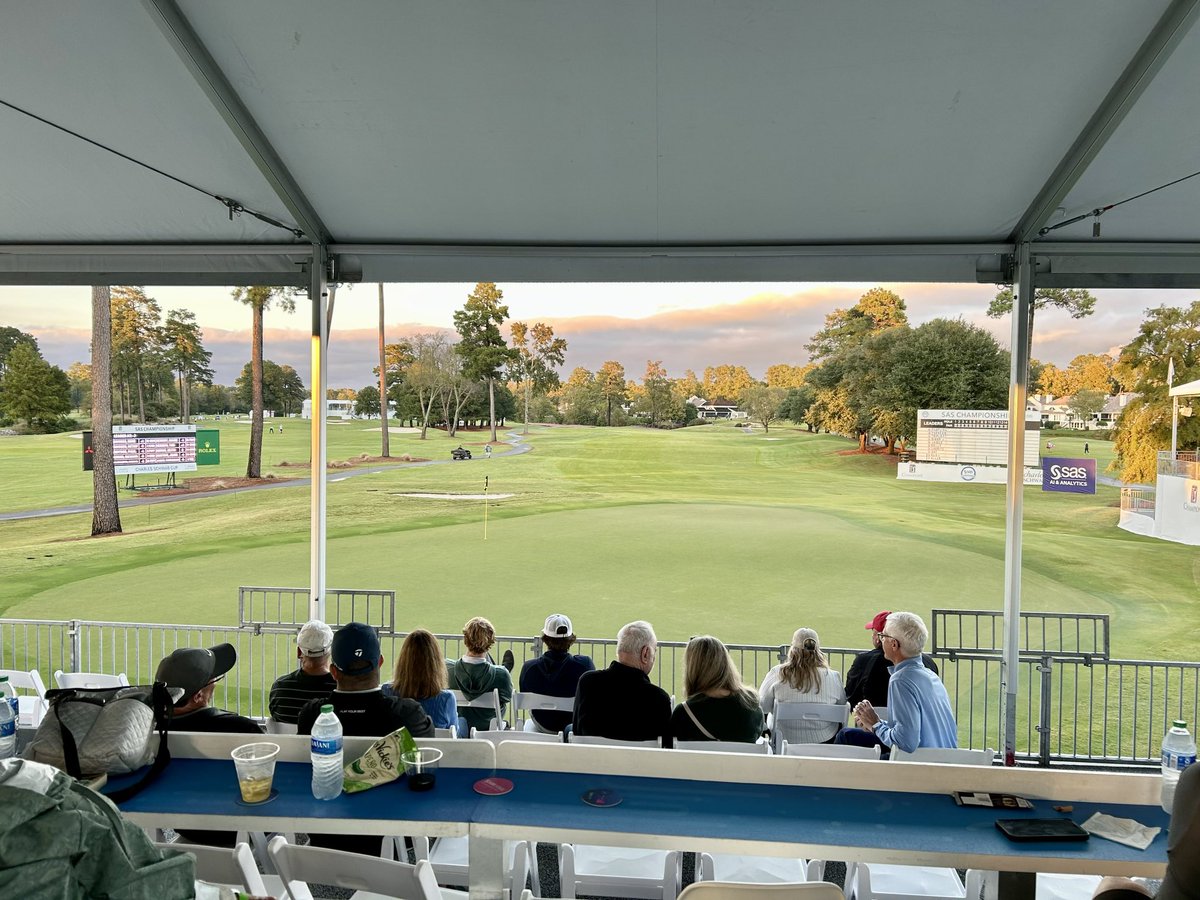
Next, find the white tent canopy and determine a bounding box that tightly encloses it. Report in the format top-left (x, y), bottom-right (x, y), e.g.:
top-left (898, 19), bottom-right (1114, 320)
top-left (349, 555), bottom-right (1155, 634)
top-left (1170, 378), bottom-right (1200, 397)
top-left (4, 1), bottom-right (1199, 763)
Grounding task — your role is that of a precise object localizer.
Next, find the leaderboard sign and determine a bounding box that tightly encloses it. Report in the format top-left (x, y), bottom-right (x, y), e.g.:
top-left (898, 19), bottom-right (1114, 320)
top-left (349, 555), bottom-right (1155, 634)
top-left (112, 424), bottom-right (197, 474)
top-left (916, 409), bottom-right (1040, 466)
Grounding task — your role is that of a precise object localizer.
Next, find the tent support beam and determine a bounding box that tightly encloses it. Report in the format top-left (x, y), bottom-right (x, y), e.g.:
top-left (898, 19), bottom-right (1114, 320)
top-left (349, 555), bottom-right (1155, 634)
top-left (1012, 0), bottom-right (1200, 242)
top-left (1001, 242), bottom-right (1034, 766)
top-left (141, 0), bottom-right (330, 243)
top-left (309, 245), bottom-right (329, 621)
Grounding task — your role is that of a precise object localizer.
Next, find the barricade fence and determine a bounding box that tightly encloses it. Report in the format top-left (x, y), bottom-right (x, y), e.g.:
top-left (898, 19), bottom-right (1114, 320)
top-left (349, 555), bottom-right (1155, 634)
top-left (3, 616), bottom-right (1197, 767)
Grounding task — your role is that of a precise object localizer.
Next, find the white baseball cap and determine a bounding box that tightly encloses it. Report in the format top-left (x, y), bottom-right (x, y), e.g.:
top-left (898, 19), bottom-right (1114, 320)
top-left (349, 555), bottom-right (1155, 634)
top-left (297, 619), bottom-right (334, 657)
top-left (542, 613), bottom-right (573, 639)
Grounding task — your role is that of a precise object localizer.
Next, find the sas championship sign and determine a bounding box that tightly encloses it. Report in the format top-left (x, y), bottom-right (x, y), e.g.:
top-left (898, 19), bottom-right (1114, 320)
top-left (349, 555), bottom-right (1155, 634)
top-left (1041, 457), bottom-right (1096, 494)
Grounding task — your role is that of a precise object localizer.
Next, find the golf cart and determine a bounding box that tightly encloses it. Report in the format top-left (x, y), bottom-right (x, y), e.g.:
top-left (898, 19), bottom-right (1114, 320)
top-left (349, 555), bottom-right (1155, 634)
top-left (451, 446), bottom-right (472, 460)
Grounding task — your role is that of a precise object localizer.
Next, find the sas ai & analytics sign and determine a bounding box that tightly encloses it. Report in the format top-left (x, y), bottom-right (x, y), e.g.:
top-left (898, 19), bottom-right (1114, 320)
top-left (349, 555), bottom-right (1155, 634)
top-left (1041, 457), bottom-right (1096, 494)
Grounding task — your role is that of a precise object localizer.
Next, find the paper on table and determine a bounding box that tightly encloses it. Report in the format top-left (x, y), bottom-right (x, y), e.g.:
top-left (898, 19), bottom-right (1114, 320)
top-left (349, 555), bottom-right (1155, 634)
top-left (1081, 812), bottom-right (1160, 850)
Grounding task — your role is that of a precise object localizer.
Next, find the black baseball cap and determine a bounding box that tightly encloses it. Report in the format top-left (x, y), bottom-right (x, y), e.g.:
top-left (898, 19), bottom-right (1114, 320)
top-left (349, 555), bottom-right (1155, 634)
top-left (155, 643), bottom-right (237, 707)
top-left (332, 622), bottom-right (381, 673)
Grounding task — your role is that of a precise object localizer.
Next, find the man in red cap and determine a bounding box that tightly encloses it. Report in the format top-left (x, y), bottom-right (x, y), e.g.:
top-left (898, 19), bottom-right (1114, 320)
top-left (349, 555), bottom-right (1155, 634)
top-left (844, 610), bottom-right (939, 708)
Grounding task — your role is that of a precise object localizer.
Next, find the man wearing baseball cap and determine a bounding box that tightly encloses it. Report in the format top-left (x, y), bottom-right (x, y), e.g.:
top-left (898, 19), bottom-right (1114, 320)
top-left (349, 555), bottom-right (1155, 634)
top-left (155, 642), bottom-right (261, 735)
top-left (519, 613), bottom-right (595, 734)
top-left (844, 610), bottom-right (939, 708)
top-left (268, 619), bottom-right (337, 725)
top-left (294, 622), bottom-right (433, 738)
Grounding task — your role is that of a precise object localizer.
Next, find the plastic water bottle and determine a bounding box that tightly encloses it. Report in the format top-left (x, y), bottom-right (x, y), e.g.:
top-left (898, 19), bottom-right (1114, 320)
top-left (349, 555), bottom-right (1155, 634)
top-left (1161, 719), bottom-right (1196, 812)
top-left (310, 704), bottom-right (343, 800)
top-left (0, 677), bottom-right (16, 760)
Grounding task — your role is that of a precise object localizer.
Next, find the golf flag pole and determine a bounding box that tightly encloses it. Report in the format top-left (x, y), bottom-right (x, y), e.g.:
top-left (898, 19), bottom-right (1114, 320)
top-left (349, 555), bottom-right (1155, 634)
top-left (484, 475), bottom-right (489, 541)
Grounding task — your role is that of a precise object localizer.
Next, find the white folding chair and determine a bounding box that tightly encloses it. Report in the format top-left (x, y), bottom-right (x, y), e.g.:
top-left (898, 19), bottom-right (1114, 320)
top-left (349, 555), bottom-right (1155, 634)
top-left (675, 740), bottom-right (770, 755)
top-left (512, 690), bottom-right (574, 732)
top-left (268, 835), bottom-right (467, 900)
top-left (469, 726), bottom-right (563, 745)
top-left (890, 748), bottom-right (995, 766)
top-left (780, 741), bottom-right (880, 761)
top-left (0, 668), bottom-right (48, 727)
top-left (450, 688), bottom-right (506, 731)
top-left (154, 841), bottom-right (274, 896)
top-left (265, 717), bottom-right (299, 735)
top-left (560, 843), bottom-right (681, 900)
top-left (965, 867), bottom-right (1102, 899)
top-left (54, 670), bottom-right (130, 689)
top-left (680, 880), bottom-right (845, 900)
top-left (770, 702), bottom-right (850, 753)
top-left (699, 851), bottom-right (811, 885)
top-left (567, 734), bottom-right (663, 748)
top-left (433, 727), bottom-right (459, 739)
top-left (408, 836), bottom-right (535, 897)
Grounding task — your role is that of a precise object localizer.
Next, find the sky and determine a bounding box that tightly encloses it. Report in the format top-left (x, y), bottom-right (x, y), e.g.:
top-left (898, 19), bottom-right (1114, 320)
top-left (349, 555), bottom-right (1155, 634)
top-left (1, 282), bottom-right (1194, 389)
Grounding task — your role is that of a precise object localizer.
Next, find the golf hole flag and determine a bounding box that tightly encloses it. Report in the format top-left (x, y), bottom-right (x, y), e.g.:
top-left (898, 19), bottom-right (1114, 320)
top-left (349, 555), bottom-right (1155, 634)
top-left (1042, 457), bottom-right (1096, 494)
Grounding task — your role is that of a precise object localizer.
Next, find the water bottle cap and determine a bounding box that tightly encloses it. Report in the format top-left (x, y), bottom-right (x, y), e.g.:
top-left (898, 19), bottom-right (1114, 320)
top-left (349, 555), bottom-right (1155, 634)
top-left (321, 704), bottom-right (333, 713)
top-left (1173, 719), bottom-right (1187, 729)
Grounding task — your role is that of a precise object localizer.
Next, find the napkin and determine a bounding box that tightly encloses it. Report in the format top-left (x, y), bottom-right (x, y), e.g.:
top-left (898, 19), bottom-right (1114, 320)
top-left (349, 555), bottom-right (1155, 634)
top-left (342, 726), bottom-right (419, 793)
top-left (1081, 812), bottom-right (1160, 850)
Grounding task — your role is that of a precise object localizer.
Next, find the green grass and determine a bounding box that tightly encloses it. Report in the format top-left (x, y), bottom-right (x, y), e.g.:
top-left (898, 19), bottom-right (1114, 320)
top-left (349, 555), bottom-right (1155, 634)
top-left (1, 420), bottom-right (1195, 665)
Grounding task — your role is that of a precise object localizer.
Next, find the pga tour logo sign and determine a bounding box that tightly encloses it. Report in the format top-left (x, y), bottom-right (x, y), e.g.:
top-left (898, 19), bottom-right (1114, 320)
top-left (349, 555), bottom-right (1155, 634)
top-left (1042, 457), bottom-right (1096, 494)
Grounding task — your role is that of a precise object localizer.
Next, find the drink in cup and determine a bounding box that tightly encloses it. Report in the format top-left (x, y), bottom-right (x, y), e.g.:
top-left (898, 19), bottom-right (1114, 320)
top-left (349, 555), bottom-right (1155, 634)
top-left (401, 747), bottom-right (442, 792)
top-left (231, 741), bottom-right (280, 803)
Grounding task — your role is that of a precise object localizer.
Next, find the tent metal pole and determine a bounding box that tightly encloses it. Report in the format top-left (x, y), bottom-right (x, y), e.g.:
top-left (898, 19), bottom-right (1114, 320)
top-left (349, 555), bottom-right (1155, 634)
top-left (1001, 243), bottom-right (1034, 766)
top-left (309, 245), bottom-right (329, 621)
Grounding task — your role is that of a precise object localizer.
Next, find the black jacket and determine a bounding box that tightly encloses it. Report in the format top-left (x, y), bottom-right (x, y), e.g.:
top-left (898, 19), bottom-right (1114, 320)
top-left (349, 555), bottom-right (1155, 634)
top-left (844, 647), bottom-right (939, 708)
top-left (296, 688), bottom-right (434, 738)
top-left (519, 650), bottom-right (595, 732)
top-left (572, 661), bottom-right (671, 743)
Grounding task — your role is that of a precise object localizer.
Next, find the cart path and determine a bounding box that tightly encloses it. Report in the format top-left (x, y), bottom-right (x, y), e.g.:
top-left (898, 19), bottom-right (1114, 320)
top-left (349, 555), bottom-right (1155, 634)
top-left (0, 429), bottom-right (533, 522)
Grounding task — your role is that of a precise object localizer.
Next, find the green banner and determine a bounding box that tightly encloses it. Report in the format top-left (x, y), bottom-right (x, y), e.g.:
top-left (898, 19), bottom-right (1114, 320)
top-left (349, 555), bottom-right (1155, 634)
top-left (196, 429), bottom-right (221, 466)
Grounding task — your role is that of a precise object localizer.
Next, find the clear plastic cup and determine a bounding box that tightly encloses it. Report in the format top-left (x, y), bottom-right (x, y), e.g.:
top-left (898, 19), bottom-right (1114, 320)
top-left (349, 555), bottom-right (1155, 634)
top-left (401, 747), bottom-right (443, 792)
top-left (231, 741), bottom-right (280, 803)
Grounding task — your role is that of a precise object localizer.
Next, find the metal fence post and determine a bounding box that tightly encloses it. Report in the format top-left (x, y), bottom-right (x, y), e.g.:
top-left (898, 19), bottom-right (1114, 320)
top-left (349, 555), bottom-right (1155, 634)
top-left (68, 619), bottom-right (82, 673)
top-left (1036, 655), bottom-right (1053, 767)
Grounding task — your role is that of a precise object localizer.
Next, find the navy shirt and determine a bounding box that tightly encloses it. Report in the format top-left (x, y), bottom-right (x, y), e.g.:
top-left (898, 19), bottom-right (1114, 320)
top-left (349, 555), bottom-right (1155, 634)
top-left (519, 650), bottom-right (595, 732)
top-left (573, 661), bottom-right (671, 743)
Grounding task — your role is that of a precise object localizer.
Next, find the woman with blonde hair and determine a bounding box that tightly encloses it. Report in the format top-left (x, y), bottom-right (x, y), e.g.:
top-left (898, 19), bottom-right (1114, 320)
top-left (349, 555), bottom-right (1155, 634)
top-left (759, 627), bottom-right (846, 744)
top-left (669, 635), bottom-right (764, 743)
top-left (446, 616), bottom-right (512, 735)
top-left (391, 628), bottom-right (458, 730)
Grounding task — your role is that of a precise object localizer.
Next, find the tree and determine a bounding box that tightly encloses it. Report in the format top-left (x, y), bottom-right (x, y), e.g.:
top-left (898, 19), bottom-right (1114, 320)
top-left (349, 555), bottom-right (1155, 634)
top-left (509, 321), bottom-right (567, 434)
top-left (277, 365), bottom-right (307, 416)
top-left (407, 332), bottom-right (451, 439)
top-left (0, 326), bottom-right (38, 378)
top-left (1067, 353), bottom-right (1117, 394)
top-left (355, 384), bottom-right (381, 417)
top-left (784, 384), bottom-right (817, 430)
top-left (1069, 388), bottom-right (1107, 426)
top-left (1036, 362), bottom-right (1073, 398)
top-left (453, 282), bottom-right (515, 443)
top-left (702, 365), bottom-right (755, 405)
top-left (806, 287), bottom-right (908, 360)
top-left (556, 367), bottom-right (601, 425)
top-left (160, 308), bottom-right (211, 423)
top-left (231, 286), bottom-right (295, 478)
top-left (1111, 301), bottom-right (1200, 482)
top-left (66, 361), bottom-right (92, 410)
top-left (597, 360), bottom-right (627, 426)
top-left (637, 360), bottom-right (677, 426)
top-left (109, 286), bottom-right (162, 424)
top-left (764, 363), bottom-right (811, 389)
top-left (987, 287), bottom-right (1097, 320)
top-left (90, 286), bottom-right (120, 536)
top-left (740, 384), bottom-right (786, 433)
top-left (0, 342), bottom-right (69, 429)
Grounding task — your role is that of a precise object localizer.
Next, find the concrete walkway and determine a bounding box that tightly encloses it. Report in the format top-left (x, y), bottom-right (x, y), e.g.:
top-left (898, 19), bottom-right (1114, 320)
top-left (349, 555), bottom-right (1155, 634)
top-left (0, 429), bottom-right (533, 522)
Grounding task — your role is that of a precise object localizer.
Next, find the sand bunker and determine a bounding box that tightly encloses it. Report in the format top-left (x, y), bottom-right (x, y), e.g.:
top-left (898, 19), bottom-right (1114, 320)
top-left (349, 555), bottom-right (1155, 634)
top-left (361, 426), bottom-right (421, 434)
top-left (397, 492), bottom-right (515, 500)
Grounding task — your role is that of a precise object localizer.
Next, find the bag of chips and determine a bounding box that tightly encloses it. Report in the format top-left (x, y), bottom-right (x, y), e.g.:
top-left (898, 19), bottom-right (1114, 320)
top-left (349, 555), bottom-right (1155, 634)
top-left (343, 726), bottom-right (419, 793)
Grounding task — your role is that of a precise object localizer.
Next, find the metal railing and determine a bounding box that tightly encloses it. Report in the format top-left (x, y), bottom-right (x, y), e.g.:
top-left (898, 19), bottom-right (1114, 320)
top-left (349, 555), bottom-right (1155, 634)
top-left (3, 617), bottom-right (1197, 767)
top-left (1157, 450), bottom-right (1200, 479)
top-left (238, 587), bottom-right (396, 633)
top-left (1120, 488), bottom-right (1156, 517)
top-left (932, 609), bottom-right (1109, 660)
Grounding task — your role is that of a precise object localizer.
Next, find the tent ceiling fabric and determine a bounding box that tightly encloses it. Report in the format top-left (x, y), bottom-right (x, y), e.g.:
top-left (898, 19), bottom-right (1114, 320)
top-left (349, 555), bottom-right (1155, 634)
top-left (1, 0), bottom-right (1198, 285)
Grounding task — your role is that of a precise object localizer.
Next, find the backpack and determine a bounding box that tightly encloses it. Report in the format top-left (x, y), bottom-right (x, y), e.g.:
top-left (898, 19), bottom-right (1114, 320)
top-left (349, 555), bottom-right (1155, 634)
top-left (0, 758), bottom-right (195, 900)
top-left (23, 683), bottom-right (174, 803)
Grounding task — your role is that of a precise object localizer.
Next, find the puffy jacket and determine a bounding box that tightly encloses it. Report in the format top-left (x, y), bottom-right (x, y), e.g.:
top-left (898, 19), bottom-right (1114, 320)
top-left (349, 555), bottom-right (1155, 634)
top-left (0, 759), bottom-right (194, 900)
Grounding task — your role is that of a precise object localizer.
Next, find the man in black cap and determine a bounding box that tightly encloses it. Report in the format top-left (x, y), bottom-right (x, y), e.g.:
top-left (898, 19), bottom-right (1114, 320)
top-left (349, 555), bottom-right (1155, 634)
top-left (295, 622), bottom-right (433, 738)
top-left (154, 643), bottom-right (261, 735)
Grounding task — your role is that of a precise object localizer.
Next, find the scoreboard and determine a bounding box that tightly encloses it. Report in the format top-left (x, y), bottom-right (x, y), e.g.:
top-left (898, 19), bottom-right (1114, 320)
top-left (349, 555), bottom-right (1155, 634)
top-left (916, 410), bottom-right (1040, 466)
top-left (112, 424), bottom-right (197, 474)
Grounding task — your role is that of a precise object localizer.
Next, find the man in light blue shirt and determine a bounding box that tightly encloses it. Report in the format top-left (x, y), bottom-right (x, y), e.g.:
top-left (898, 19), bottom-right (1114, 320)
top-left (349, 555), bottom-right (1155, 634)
top-left (837, 611), bottom-right (957, 755)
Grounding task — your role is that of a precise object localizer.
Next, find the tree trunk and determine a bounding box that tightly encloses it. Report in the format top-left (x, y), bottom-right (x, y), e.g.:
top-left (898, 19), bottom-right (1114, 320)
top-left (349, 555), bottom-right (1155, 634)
top-left (858, 431), bottom-right (867, 452)
top-left (247, 303), bottom-right (264, 478)
top-left (378, 283), bottom-right (390, 457)
top-left (488, 377), bottom-right (497, 442)
top-left (91, 286), bottom-right (122, 536)
top-left (606, 396), bottom-right (612, 427)
top-left (885, 435), bottom-right (897, 454)
top-left (135, 364), bottom-right (146, 423)
top-left (523, 378), bottom-right (530, 435)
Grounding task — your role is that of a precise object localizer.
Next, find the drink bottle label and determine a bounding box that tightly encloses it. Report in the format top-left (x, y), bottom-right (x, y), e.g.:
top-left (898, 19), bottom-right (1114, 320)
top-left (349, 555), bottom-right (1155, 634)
top-left (312, 736), bottom-right (343, 755)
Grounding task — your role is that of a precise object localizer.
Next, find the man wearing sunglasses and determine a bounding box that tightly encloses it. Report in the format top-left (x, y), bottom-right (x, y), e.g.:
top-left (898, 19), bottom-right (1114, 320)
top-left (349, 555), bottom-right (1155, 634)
top-left (836, 612), bottom-right (957, 756)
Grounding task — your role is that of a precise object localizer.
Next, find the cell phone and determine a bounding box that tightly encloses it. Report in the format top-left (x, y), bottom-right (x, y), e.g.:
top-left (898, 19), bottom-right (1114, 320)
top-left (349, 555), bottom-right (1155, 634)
top-left (995, 818), bottom-right (1089, 842)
